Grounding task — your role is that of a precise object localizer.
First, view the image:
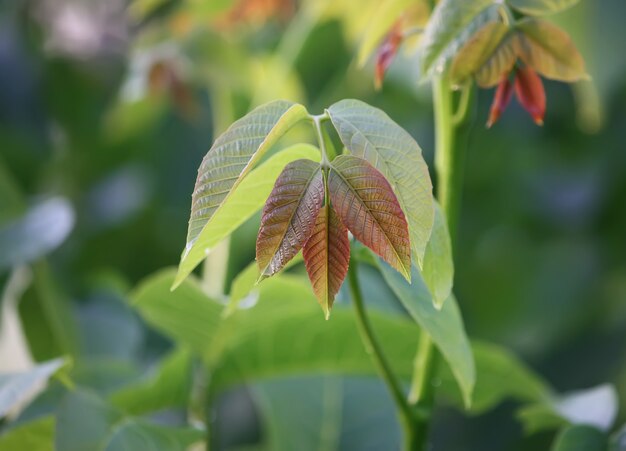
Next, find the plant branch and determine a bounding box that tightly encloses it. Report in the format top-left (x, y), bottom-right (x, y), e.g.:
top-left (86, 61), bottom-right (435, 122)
top-left (347, 259), bottom-right (419, 449)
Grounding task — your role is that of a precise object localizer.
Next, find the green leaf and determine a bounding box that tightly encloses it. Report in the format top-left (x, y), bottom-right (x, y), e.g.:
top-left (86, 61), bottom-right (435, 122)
top-left (133, 269), bottom-right (224, 355)
top-left (175, 144), bottom-right (319, 290)
top-left (0, 198), bottom-right (74, 272)
top-left (421, 202), bottom-right (453, 309)
top-left (175, 100), bottom-right (309, 288)
top-left (419, 0), bottom-right (500, 76)
top-left (56, 390), bottom-right (204, 451)
top-left (517, 403), bottom-right (569, 435)
top-left (254, 376), bottom-right (401, 451)
top-left (109, 348), bottom-right (193, 415)
top-left (551, 425), bottom-right (607, 451)
top-left (256, 159), bottom-right (325, 278)
top-left (356, 0), bottom-right (414, 67)
top-left (377, 260), bottom-right (474, 407)
top-left (507, 0), bottom-right (580, 16)
top-left (131, 269), bottom-right (552, 415)
top-left (302, 204), bottom-right (350, 319)
top-left (329, 155), bottom-right (411, 281)
top-left (327, 99), bottom-right (433, 266)
top-left (516, 18), bottom-right (589, 82)
top-left (475, 32), bottom-right (519, 87)
top-left (0, 358), bottom-right (68, 419)
top-left (0, 416), bottom-right (54, 451)
top-left (450, 21), bottom-right (510, 86)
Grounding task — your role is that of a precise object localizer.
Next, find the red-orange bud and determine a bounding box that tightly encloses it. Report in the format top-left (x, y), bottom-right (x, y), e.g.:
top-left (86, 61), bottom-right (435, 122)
top-left (514, 66), bottom-right (546, 126)
top-left (374, 22), bottom-right (404, 90)
top-left (486, 75), bottom-right (514, 128)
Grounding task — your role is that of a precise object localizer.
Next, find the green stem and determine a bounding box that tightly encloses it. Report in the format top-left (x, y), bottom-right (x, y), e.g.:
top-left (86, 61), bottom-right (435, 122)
top-left (408, 75), bottom-right (472, 450)
top-left (347, 260), bottom-right (419, 450)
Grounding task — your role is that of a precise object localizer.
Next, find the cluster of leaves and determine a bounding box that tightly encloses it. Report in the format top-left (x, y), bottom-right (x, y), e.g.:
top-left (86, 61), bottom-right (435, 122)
top-left (363, 0), bottom-right (589, 126)
top-left (178, 98), bottom-right (438, 318)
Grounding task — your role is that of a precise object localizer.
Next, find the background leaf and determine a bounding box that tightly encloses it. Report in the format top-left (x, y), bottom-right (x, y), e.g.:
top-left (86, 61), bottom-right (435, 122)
top-left (302, 204), bottom-right (350, 318)
top-left (0, 358), bottom-right (67, 419)
top-left (55, 390), bottom-right (204, 451)
top-left (327, 99), bottom-right (433, 266)
top-left (329, 155), bottom-right (411, 280)
top-left (0, 416), bottom-right (54, 451)
top-left (551, 425), bottom-right (607, 451)
top-left (516, 18), bottom-right (588, 82)
top-left (507, 0), bottom-right (580, 16)
top-left (256, 159), bottom-right (324, 277)
top-left (0, 198), bottom-right (74, 272)
top-left (175, 100), bottom-right (309, 288)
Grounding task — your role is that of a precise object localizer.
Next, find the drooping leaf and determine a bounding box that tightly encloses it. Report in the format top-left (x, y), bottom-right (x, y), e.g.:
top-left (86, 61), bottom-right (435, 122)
top-left (176, 100), bottom-right (309, 288)
top-left (357, 0), bottom-right (414, 67)
top-left (516, 18), bottom-right (588, 82)
top-left (377, 259), bottom-right (474, 407)
top-left (328, 155), bottom-right (411, 281)
top-left (0, 416), bottom-right (54, 451)
top-left (302, 204), bottom-right (350, 319)
top-left (173, 144), bottom-right (319, 289)
top-left (507, 0), bottom-right (580, 16)
top-left (56, 390), bottom-right (204, 451)
top-left (551, 425), bottom-right (607, 451)
top-left (450, 21), bottom-right (510, 86)
top-left (514, 65), bottom-right (546, 125)
top-left (0, 358), bottom-right (68, 419)
top-left (256, 159), bottom-right (325, 278)
top-left (517, 403), bottom-right (568, 435)
top-left (421, 202), bottom-right (453, 309)
top-left (486, 74), bottom-right (515, 127)
top-left (419, 0), bottom-right (499, 76)
top-left (0, 198), bottom-right (75, 272)
top-left (327, 99), bottom-right (433, 266)
top-left (475, 33), bottom-right (519, 88)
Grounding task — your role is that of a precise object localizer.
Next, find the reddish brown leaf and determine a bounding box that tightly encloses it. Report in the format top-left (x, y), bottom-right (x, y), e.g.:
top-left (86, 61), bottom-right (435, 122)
top-left (486, 74), bottom-right (514, 128)
top-left (328, 155), bottom-right (411, 281)
top-left (514, 66), bottom-right (546, 126)
top-left (303, 203), bottom-right (350, 319)
top-left (256, 159), bottom-right (324, 277)
top-left (374, 20), bottom-right (404, 90)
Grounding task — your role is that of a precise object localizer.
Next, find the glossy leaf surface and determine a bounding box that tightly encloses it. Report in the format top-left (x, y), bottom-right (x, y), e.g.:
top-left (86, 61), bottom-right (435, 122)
top-left (303, 204), bottom-right (350, 318)
top-left (328, 155), bottom-right (411, 280)
top-left (327, 99), bottom-right (433, 265)
top-left (551, 425), bottom-right (607, 451)
top-left (256, 159), bottom-right (325, 277)
top-left (177, 100), bottom-right (309, 287)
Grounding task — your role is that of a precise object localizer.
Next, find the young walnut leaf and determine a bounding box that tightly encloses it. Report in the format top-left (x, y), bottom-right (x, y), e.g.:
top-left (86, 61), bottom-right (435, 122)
top-left (174, 100), bottom-right (308, 289)
top-left (507, 0), bottom-right (580, 16)
top-left (328, 155), bottom-right (411, 281)
top-left (303, 203), bottom-right (350, 319)
top-left (475, 33), bottom-right (519, 88)
top-left (327, 99), bottom-right (433, 266)
top-left (450, 21), bottom-right (510, 86)
top-left (256, 159), bottom-right (324, 278)
top-left (515, 18), bottom-right (588, 82)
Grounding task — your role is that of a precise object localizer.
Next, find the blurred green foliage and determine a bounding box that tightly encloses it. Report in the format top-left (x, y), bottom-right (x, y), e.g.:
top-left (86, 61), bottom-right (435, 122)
top-left (1, 0), bottom-right (625, 449)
